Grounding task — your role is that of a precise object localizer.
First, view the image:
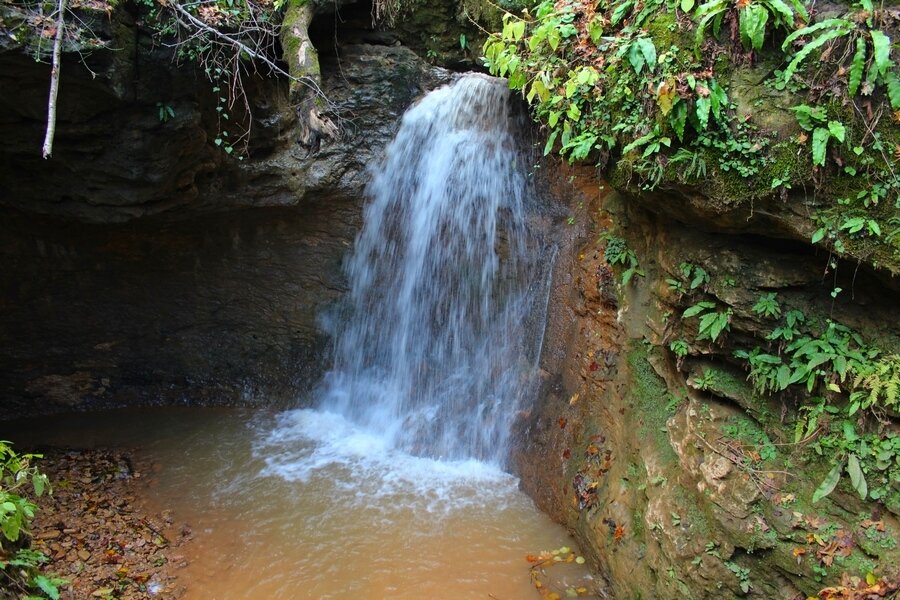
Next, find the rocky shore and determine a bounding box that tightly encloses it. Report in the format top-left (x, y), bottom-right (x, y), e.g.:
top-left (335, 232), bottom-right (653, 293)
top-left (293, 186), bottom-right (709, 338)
top-left (28, 449), bottom-right (190, 600)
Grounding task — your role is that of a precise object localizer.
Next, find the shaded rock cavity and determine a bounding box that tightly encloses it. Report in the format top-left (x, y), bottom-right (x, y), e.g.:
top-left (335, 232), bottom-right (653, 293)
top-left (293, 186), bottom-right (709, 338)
top-left (0, 10), bottom-right (450, 416)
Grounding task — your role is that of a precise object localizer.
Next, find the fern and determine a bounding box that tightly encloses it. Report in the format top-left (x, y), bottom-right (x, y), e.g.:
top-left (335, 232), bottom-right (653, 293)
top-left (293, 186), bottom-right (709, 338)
top-left (696, 0), bottom-right (802, 56)
top-left (694, 0), bottom-right (727, 58)
top-left (848, 36), bottom-right (866, 97)
top-left (884, 70), bottom-right (900, 110)
top-left (781, 26), bottom-right (852, 84)
top-left (763, 0), bottom-right (795, 27)
top-left (851, 354), bottom-right (900, 414)
top-left (739, 5), bottom-right (768, 50)
top-left (787, 0), bottom-right (807, 22)
top-left (870, 30), bottom-right (891, 77)
top-left (781, 18), bottom-right (853, 51)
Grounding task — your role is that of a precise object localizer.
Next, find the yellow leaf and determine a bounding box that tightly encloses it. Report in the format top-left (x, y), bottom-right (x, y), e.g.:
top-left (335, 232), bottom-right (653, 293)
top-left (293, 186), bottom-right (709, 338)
top-left (655, 79), bottom-right (678, 115)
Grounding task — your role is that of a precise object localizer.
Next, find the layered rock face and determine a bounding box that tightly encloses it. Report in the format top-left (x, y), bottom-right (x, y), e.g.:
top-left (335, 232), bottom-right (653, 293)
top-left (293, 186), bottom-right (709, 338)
top-left (516, 172), bottom-right (900, 598)
top-left (0, 4), bottom-right (448, 415)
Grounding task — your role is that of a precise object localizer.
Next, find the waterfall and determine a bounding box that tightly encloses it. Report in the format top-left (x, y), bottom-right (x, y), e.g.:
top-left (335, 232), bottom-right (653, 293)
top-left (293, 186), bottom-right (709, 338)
top-left (318, 74), bottom-right (542, 464)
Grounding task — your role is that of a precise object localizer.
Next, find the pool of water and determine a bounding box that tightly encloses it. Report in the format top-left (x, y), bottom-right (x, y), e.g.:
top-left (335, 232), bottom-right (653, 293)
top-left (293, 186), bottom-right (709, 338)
top-left (4, 407), bottom-right (597, 599)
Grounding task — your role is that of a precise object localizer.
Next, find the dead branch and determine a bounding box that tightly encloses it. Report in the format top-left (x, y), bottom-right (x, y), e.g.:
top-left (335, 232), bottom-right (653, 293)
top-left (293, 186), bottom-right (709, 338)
top-left (42, 0), bottom-right (66, 159)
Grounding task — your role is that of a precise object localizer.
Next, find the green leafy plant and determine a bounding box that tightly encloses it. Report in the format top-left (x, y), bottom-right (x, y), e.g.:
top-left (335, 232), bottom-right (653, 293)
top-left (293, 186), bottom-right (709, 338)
top-left (736, 320), bottom-right (875, 396)
top-left (751, 292), bottom-right (781, 318)
top-left (683, 301), bottom-right (732, 342)
top-left (669, 147), bottom-right (708, 182)
top-left (691, 368), bottom-right (717, 390)
top-left (736, 312), bottom-right (898, 506)
top-left (603, 235), bottom-right (645, 284)
top-left (0, 443), bottom-right (48, 545)
top-left (0, 441), bottom-right (63, 599)
top-left (667, 278), bottom-right (687, 295)
top-left (693, 0), bottom-right (807, 57)
top-left (482, 0), bottom-right (758, 182)
top-left (724, 559), bottom-right (752, 594)
top-left (791, 105), bottom-right (846, 167)
top-left (767, 309), bottom-right (805, 342)
top-left (670, 339), bottom-right (690, 358)
top-left (780, 10), bottom-right (900, 110)
top-left (156, 102), bottom-right (175, 123)
top-left (679, 262), bottom-right (710, 290)
top-left (811, 424), bottom-right (898, 504)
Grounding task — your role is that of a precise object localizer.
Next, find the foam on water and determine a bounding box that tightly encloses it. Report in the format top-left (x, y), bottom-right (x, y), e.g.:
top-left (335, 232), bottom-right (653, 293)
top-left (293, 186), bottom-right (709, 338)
top-left (257, 408), bottom-right (521, 515)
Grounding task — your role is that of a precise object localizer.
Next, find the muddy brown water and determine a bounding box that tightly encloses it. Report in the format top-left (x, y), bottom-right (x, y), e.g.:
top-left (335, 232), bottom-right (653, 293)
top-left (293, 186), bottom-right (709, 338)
top-left (3, 407), bottom-right (597, 599)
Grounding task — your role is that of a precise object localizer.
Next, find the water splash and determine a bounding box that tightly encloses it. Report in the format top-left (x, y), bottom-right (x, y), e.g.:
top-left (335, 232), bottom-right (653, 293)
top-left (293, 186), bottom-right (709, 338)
top-left (315, 74), bottom-right (542, 463)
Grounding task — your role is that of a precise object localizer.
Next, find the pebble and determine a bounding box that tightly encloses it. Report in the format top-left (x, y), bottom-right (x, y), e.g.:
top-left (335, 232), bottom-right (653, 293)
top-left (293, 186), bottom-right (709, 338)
top-left (38, 530), bottom-right (61, 539)
top-left (29, 449), bottom-right (185, 599)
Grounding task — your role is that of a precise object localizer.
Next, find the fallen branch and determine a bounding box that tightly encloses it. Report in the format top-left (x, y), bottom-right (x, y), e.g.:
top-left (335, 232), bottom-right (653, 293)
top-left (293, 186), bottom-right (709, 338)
top-left (42, 0), bottom-right (66, 159)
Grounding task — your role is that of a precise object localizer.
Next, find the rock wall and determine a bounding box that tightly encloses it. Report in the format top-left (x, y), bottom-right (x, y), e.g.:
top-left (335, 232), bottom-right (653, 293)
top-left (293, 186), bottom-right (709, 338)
top-left (0, 4), bottom-right (448, 416)
top-left (516, 172), bottom-right (900, 598)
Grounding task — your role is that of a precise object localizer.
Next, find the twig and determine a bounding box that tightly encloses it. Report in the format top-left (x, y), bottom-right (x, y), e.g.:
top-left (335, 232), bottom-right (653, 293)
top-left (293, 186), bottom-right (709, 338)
top-left (693, 432), bottom-right (793, 495)
top-left (138, 517), bottom-right (170, 544)
top-left (42, 0), bottom-right (66, 159)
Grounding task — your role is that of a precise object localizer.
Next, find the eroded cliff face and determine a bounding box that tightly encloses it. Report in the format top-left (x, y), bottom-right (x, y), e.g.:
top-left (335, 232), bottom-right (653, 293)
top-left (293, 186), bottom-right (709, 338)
top-left (516, 172), bottom-right (900, 598)
top-left (0, 2), bottom-right (451, 415)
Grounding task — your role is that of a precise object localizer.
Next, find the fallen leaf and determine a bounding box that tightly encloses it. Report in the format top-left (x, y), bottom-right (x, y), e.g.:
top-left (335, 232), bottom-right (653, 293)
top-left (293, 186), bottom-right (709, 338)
top-left (860, 519), bottom-right (885, 532)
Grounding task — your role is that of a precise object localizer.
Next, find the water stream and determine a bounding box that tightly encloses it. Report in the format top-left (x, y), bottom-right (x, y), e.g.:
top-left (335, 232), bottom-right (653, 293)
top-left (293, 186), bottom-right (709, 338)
top-left (320, 73), bottom-right (543, 462)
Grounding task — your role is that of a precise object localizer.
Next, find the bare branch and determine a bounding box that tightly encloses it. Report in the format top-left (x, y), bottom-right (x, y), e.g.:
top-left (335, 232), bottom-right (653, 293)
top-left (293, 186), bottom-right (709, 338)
top-left (42, 0), bottom-right (66, 159)
top-left (167, 0), bottom-right (325, 98)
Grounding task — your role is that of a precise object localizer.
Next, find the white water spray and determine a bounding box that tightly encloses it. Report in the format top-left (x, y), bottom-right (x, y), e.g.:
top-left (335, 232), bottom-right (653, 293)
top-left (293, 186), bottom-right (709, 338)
top-left (315, 74), bottom-right (541, 463)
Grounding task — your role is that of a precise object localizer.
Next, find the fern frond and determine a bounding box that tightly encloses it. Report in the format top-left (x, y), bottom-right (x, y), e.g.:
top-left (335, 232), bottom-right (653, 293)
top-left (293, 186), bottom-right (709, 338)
top-left (694, 2), bottom-right (727, 58)
top-left (870, 29), bottom-right (891, 78)
top-left (789, 0), bottom-right (808, 23)
top-left (781, 18), bottom-right (853, 51)
top-left (883, 70), bottom-right (900, 110)
top-left (851, 354), bottom-right (900, 412)
top-left (848, 36), bottom-right (866, 97)
top-left (782, 27), bottom-right (852, 84)
top-left (764, 0), bottom-right (795, 27)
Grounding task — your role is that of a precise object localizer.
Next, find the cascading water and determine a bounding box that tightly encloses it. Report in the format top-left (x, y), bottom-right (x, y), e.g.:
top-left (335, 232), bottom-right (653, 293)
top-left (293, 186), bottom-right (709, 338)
top-left (257, 73), bottom-right (552, 503)
top-left (318, 73), bottom-right (541, 463)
